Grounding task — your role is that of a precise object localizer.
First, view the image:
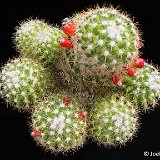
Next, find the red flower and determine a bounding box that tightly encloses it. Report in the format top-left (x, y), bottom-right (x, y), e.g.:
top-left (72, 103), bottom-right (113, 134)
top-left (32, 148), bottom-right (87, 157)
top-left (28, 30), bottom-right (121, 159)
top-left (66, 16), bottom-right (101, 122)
top-left (137, 40), bottom-right (143, 49)
top-left (32, 130), bottom-right (41, 137)
top-left (63, 96), bottom-right (71, 106)
top-left (112, 75), bottom-right (122, 86)
top-left (58, 37), bottom-right (73, 48)
top-left (132, 58), bottom-right (145, 68)
top-left (126, 67), bottom-right (136, 76)
top-left (63, 20), bottom-right (76, 36)
top-left (78, 111), bottom-right (86, 119)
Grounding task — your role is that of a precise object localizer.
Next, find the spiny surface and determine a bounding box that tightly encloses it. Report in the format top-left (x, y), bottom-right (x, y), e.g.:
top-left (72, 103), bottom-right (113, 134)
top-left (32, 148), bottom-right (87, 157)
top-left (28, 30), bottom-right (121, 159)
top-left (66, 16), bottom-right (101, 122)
top-left (90, 94), bottom-right (139, 146)
top-left (75, 8), bottom-right (139, 65)
top-left (14, 19), bottom-right (64, 63)
top-left (62, 7), bottom-right (141, 86)
top-left (0, 58), bottom-right (53, 111)
top-left (120, 63), bottom-right (160, 111)
top-left (31, 94), bottom-right (87, 153)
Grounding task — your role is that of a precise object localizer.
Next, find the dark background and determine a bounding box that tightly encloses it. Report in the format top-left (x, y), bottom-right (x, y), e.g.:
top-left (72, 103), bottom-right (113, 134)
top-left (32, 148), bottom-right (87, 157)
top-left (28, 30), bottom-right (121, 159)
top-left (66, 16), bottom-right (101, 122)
top-left (0, 0), bottom-right (160, 160)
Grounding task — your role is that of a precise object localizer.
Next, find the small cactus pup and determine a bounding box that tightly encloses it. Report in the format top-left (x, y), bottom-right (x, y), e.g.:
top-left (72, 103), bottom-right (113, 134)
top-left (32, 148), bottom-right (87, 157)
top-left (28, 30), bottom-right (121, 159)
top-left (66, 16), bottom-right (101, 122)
top-left (31, 94), bottom-right (87, 153)
top-left (14, 19), bottom-right (64, 63)
top-left (0, 58), bottom-right (53, 111)
top-left (120, 63), bottom-right (160, 111)
top-left (89, 94), bottom-right (139, 146)
top-left (60, 7), bottom-right (142, 85)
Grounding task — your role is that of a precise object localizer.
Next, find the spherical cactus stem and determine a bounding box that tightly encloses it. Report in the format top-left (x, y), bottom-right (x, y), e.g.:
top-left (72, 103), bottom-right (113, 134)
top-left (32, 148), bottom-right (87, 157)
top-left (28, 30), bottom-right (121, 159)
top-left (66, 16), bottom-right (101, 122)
top-left (120, 63), bottom-right (160, 111)
top-left (14, 19), bottom-right (64, 63)
top-left (89, 94), bottom-right (139, 146)
top-left (58, 37), bottom-right (73, 48)
top-left (0, 58), bottom-right (53, 111)
top-left (31, 95), bottom-right (87, 153)
top-left (62, 20), bottom-right (76, 36)
top-left (132, 58), bottom-right (145, 68)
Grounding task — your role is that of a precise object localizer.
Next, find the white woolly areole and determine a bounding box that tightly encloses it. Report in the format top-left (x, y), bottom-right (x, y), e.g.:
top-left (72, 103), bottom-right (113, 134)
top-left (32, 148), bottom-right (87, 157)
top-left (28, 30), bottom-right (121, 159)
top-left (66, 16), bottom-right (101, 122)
top-left (147, 71), bottom-right (160, 93)
top-left (36, 27), bottom-right (53, 43)
top-left (16, 20), bottom-right (42, 35)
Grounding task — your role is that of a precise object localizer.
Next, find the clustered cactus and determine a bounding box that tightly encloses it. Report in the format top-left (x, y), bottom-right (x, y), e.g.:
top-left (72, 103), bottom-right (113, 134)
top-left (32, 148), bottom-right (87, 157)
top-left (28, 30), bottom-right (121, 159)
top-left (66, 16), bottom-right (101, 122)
top-left (0, 6), bottom-right (160, 154)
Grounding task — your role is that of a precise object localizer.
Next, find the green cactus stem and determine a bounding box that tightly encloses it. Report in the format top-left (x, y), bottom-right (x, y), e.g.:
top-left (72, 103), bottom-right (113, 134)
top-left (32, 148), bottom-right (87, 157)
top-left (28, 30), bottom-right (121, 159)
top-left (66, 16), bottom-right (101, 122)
top-left (120, 63), bottom-right (160, 111)
top-left (31, 94), bottom-right (87, 153)
top-left (14, 19), bottom-right (64, 63)
top-left (61, 7), bottom-right (141, 85)
top-left (90, 94), bottom-right (139, 146)
top-left (0, 58), bottom-right (53, 111)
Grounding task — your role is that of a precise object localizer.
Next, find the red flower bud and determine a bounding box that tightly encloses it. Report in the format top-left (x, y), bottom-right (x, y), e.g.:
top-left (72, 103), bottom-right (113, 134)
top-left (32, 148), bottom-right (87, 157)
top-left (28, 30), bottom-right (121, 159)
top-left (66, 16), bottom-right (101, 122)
top-left (132, 58), bottom-right (145, 68)
top-left (126, 67), bottom-right (136, 76)
top-left (137, 40), bottom-right (143, 49)
top-left (78, 111), bottom-right (86, 119)
top-left (112, 75), bottom-right (122, 86)
top-left (63, 20), bottom-right (76, 36)
top-left (63, 96), bottom-right (71, 106)
top-left (32, 130), bottom-right (41, 137)
top-left (58, 37), bottom-right (73, 48)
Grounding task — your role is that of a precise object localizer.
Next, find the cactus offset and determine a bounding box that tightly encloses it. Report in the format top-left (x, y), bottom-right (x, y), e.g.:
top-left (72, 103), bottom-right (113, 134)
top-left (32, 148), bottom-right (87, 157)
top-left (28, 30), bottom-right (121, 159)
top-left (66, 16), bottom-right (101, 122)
top-left (14, 19), bottom-right (64, 63)
top-left (31, 94), bottom-right (87, 153)
top-left (120, 63), bottom-right (160, 111)
top-left (0, 58), bottom-right (53, 111)
top-left (90, 94), bottom-right (139, 146)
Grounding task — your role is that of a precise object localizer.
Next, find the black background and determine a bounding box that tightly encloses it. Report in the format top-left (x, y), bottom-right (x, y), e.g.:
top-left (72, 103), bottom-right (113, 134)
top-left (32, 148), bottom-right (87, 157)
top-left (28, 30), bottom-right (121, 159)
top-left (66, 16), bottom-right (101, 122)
top-left (0, 0), bottom-right (160, 160)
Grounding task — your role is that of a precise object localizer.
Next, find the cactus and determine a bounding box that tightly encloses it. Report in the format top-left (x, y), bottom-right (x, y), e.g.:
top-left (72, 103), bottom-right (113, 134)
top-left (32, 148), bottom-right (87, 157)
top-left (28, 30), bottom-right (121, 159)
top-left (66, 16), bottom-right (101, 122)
top-left (14, 19), bottom-right (64, 63)
top-left (60, 7), bottom-right (141, 85)
top-left (0, 58), bottom-right (53, 111)
top-left (120, 63), bottom-right (160, 111)
top-left (90, 94), bottom-right (139, 146)
top-left (31, 94), bottom-right (87, 153)
top-left (1, 5), bottom-right (160, 155)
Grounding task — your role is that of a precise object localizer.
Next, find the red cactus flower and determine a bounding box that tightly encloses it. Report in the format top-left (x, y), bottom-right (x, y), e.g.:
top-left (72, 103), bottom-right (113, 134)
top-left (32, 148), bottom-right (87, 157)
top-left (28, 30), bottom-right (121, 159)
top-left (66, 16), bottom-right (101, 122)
top-left (78, 111), bottom-right (86, 119)
top-left (132, 58), bottom-right (145, 68)
top-left (63, 20), bottom-right (76, 36)
top-left (126, 67), bottom-right (136, 76)
top-left (112, 75), bottom-right (122, 86)
top-left (58, 37), bottom-right (73, 48)
top-left (63, 96), bottom-right (71, 106)
top-left (32, 130), bottom-right (41, 137)
top-left (137, 40), bottom-right (143, 49)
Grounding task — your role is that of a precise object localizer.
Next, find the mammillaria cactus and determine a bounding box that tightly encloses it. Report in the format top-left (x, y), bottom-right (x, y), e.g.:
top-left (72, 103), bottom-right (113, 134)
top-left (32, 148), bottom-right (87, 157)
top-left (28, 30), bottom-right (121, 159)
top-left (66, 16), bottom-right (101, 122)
top-left (14, 19), bottom-right (64, 63)
top-left (90, 94), bottom-right (139, 146)
top-left (31, 94), bottom-right (87, 153)
top-left (0, 5), bottom-right (160, 154)
top-left (120, 63), bottom-right (160, 111)
top-left (0, 58), bottom-right (53, 111)
top-left (60, 7), bottom-right (142, 86)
